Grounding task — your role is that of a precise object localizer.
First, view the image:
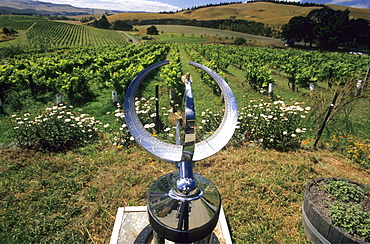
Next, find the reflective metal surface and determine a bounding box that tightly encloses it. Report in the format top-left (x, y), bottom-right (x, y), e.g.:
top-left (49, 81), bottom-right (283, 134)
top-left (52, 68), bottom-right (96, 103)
top-left (123, 61), bottom-right (238, 163)
top-left (188, 61), bottom-right (238, 162)
top-left (134, 224), bottom-right (221, 244)
top-left (147, 171), bottom-right (221, 243)
top-left (182, 73), bottom-right (196, 154)
top-left (123, 61), bottom-right (183, 163)
top-left (124, 60), bottom-right (238, 243)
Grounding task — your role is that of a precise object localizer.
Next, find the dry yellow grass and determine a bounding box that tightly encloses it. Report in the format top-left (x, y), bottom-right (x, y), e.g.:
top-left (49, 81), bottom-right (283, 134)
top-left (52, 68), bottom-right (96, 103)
top-left (107, 2), bottom-right (370, 27)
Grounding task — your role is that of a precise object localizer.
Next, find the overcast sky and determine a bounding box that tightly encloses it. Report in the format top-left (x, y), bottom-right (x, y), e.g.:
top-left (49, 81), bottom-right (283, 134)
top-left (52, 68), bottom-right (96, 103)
top-left (35, 0), bottom-right (370, 12)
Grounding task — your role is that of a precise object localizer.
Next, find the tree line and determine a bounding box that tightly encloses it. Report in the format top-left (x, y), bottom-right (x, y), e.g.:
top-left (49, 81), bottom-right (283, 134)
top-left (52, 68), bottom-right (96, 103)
top-left (282, 7), bottom-right (370, 51)
top-left (87, 6), bottom-right (370, 52)
top-left (246, 0), bottom-right (325, 7)
top-left (123, 18), bottom-right (279, 38)
top-left (159, 2), bottom-right (242, 14)
top-left (88, 15), bottom-right (133, 31)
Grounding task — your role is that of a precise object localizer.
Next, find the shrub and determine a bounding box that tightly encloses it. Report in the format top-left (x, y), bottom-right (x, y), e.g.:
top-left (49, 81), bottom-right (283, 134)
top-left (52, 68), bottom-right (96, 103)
top-left (234, 37), bottom-right (247, 45)
top-left (329, 202), bottom-right (370, 242)
top-left (326, 134), bottom-right (348, 151)
top-left (109, 98), bottom-right (310, 151)
top-left (325, 179), bottom-right (370, 242)
top-left (110, 97), bottom-right (233, 148)
top-left (106, 102), bottom-right (136, 148)
top-left (197, 99), bottom-right (310, 150)
top-left (236, 99), bottom-right (310, 150)
top-left (11, 104), bottom-right (100, 151)
top-left (108, 98), bottom-right (176, 148)
top-left (326, 179), bottom-right (365, 203)
top-left (198, 108), bottom-right (223, 140)
top-left (347, 138), bottom-right (370, 170)
top-left (146, 25), bottom-right (159, 35)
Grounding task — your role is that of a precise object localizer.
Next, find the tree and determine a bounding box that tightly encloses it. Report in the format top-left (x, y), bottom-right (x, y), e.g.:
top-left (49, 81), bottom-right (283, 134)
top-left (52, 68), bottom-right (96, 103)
top-left (282, 7), bottom-right (361, 51)
top-left (80, 16), bottom-right (95, 23)
top-left (281, 16), bottom-right (315, 46)
top-left (307, 7), bottom-right (351, 51)
top-left (348, 18), bottom-right (370, 49)
top-left (146, 25), bottom-right (159, 35)
top-left (2, 27), bottom-right (10, 36)
top-left (112, 20), bottom-right (133, 31)
top-left (91, 14), bottom-right (111, 29)
top-left (99, 14), bottom-right (111, 29)
top-left (234, 37), bottom-right (246, 45)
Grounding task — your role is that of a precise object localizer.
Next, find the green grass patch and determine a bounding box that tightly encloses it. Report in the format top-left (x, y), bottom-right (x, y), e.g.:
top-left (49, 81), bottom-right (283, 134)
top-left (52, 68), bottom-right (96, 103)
top-left (157, 32), bottom-right (207, 43)
top-left (0, 31), bottom-right (28, 47)
top-left (0, 116), bottom-right (15, 147)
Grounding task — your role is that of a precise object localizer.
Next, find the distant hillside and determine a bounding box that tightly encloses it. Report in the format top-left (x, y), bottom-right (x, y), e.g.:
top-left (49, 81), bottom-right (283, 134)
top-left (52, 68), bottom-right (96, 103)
top-left (0, 15), bottom-right (129, 48)
top-left (0, 0), bottom-right (122, 16)
top-left (108, 2), bottom-right (370, 27)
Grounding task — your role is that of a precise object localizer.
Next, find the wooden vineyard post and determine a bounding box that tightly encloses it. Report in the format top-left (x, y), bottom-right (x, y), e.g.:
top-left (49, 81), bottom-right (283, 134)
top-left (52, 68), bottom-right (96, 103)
top-left (313, 92), bottom-right (339, 149)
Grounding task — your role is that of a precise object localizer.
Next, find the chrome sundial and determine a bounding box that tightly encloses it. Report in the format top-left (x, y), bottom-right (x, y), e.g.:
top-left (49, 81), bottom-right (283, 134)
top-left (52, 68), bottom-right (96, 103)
top-left (124, 60), bottom-right (238, 243)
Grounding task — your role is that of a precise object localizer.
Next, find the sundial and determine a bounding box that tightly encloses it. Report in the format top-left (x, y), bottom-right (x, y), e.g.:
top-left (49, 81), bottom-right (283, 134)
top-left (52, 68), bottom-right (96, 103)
top-left (123, 60), bottom-right (238, 243)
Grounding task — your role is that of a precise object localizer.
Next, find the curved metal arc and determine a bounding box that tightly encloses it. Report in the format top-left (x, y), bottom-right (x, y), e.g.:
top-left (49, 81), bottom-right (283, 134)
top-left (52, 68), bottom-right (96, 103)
top-left (189, 61), bottom-right (238, 161)
top-left (124, 60), bottom-right (238, 163)
top-left (124, 60), bottom-right (183, 163)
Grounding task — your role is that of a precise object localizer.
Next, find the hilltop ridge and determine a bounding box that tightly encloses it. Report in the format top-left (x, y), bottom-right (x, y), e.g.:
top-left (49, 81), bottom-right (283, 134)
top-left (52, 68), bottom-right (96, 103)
top-left (0, 0), bottom-right (121, 15)
top-left (107, 2), bottom-right (370, 27)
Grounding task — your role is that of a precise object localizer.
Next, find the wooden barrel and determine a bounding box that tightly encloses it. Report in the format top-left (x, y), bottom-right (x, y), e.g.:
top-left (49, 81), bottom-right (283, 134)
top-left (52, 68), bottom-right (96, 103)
top-left (302, 178), bottom-right (367, 244)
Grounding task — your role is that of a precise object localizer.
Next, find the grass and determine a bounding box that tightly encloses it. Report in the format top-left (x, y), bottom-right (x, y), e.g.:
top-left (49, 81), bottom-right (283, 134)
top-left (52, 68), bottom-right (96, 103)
top-left (0, 118), bottom-right (15, 147)
top-left (0, 31), bottom-right (28, 47)
top-left (179, 47), bottom-right (225, 110)
top-left (156, 32), bottom-right (207, 43)
top-left (1, 141), bottom-right (369, 243)
top-left (135, 25), bottom-right (284, 46)
top-left (1, 95), bottom-right (368, 242)
top-left (0, 38), bottom-right (369, 243)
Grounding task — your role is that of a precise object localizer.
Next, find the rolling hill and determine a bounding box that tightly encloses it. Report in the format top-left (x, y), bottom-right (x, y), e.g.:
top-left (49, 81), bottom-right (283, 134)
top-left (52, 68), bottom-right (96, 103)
top-left (1, 1), bottom-right (369, 27)
top-left (0, 0), bottom-right (121, 16)
top-left (107, 2), bottom-right (370, 27)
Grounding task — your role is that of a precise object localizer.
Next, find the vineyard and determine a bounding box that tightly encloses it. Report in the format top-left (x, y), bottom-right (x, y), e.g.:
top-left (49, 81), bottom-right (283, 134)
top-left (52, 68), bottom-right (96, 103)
top-left (1, 38), bottom-right (369, 136)
top-left (0, 15), bottom-right (128, 47)
top-left (1, 15), bottom-right (370, 243)
top-left (1, 15), bottom-right (370, 162)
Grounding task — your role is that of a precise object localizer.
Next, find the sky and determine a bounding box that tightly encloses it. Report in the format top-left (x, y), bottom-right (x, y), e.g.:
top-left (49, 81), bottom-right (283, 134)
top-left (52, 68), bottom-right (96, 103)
top-left (35, 0), bottom-right (370, 12)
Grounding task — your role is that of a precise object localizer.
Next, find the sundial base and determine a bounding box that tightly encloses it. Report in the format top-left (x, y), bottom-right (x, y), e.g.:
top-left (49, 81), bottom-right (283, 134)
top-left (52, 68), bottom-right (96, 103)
top-left (110, 206), bottom-right (232, 244)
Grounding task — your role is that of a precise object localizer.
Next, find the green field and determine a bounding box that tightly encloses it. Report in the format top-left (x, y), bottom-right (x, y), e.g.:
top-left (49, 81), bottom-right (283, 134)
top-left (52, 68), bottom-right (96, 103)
top-left (135, 25), bottom-right (284, 46)
top-left (0, 15), bottom-right (369, 244)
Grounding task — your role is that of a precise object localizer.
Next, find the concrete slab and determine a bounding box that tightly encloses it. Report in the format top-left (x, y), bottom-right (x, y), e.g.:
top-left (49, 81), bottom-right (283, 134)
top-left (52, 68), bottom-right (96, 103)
top-left (110, 205), bottom-right (232, 244)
